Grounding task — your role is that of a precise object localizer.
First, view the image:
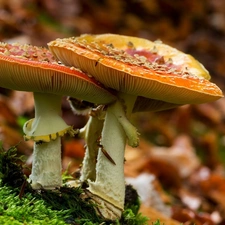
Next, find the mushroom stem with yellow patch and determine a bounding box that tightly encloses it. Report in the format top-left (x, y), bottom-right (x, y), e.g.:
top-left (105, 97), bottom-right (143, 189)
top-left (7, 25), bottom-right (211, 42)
top-left (23, 92), bottom-right (75, 189)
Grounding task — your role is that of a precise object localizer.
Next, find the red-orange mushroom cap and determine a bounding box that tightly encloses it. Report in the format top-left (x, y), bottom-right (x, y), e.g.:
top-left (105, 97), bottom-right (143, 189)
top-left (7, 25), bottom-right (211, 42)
top-left (48, 34), bottom-right (223, 108)
top-left (0, 42), bottom-right (115, 104)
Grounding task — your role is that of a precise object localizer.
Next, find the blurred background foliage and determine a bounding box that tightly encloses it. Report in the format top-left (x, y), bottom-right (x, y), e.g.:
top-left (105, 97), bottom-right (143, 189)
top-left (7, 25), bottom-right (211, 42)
top-left (0, 0), bottom-right (225, 224)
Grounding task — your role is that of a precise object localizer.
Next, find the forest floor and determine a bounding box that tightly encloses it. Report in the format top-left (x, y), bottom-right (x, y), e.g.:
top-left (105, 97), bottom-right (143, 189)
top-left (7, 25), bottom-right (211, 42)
top-left (0, 0), bottom-right (225, 224)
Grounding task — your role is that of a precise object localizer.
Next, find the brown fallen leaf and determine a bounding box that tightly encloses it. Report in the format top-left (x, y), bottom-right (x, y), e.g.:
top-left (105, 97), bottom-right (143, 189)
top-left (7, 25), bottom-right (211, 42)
top-left (9, 91), bottom-right (34, 116)
top-left (139, 204), bottom-right (180, 225)
top-left (200, 132), bottom-right (221, 169)
top-left (0, 95), bottom-right (18, 126)
top-left (125, 139), bottom-right (153, 177)
top-left (200, 173), bottom-right (225, 217)
top-left (192, 103), bottom-right (222, 126)
top-left (0, 123), bottom-right (32, 155)
top-left (144, 157), bottom-right (182, 190)
top-left (149, 135), bottom-right (200, 179)
top-left (62, 138), bottom-right (85, 159)
top-left (172, 206), bottom-right (214, 225)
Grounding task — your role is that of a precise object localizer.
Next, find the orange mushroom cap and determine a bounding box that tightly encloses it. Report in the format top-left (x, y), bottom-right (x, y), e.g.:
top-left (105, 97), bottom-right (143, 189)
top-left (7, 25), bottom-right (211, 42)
top-left (0, 42), bottom-right (116, 104)
top-left (48, 34), bottom-right (223, 109)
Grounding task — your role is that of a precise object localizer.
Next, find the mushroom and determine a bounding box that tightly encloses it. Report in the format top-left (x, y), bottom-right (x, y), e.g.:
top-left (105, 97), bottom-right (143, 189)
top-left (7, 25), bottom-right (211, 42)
top-left (48, 34), bottom-right (223, 219)
top-left (0, 42), bottom-right (116, 190)
top-left (67, 97), bottom-right (106, 182)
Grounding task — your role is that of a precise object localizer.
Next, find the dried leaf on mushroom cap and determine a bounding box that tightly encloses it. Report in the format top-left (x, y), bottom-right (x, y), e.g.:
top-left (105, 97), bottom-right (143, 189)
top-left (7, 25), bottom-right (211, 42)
top-left (48, 34), bottom-right (223, 106)
top-left (0, 42), bottom-right (116, 105)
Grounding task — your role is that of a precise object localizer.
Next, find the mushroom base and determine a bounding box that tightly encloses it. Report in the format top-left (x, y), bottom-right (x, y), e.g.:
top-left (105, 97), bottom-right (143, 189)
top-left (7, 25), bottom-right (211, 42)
top-left (85, 190), bottom-right (123, 221)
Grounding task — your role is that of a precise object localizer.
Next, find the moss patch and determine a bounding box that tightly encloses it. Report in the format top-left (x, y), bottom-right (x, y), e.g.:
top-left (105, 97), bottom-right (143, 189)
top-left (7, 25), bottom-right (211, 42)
top-left (0, 144), bottom-right (148, 225)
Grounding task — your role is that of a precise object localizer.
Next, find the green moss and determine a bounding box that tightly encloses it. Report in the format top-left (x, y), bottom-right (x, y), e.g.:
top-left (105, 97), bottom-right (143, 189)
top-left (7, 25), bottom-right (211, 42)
top-left (0, 185), bottom-right (68, 225)
top-left (0, 143), bottom-right (148, 225)
top-left (0, 143), bottom-right (28, 190)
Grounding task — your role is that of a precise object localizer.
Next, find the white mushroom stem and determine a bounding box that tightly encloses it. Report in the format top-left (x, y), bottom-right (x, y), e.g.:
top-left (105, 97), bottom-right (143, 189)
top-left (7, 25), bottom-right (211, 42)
top-left (79, 107), bottom-right (105, 182)
top-left (29, 138), bottom-right (62, 189)
top-left (88, 93), bottom-right (138, 219)
top-left (23, 92), bottom-right (75, 189)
